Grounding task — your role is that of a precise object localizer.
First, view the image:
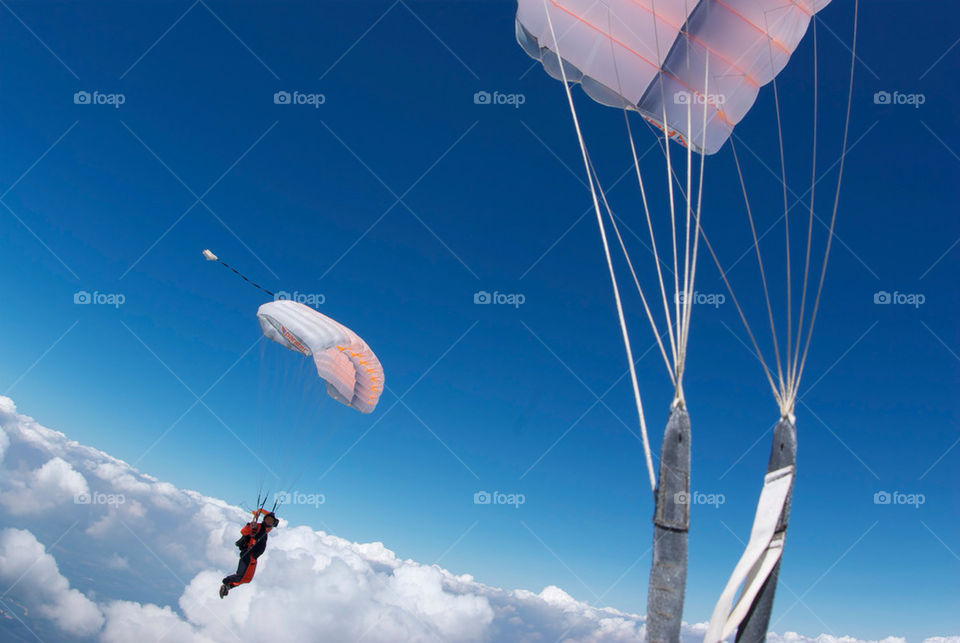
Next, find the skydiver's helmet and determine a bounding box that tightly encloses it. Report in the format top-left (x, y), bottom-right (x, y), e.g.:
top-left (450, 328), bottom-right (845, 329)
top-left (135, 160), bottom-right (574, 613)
top-left (262, 512), bottom-right (278, 530)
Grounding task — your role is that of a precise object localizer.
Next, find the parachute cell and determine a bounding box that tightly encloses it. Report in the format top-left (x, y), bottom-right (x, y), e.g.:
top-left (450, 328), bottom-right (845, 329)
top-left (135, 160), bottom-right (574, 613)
top-left (516, 0), bottom-right (832, 154)
top-left (257, 300), bottom-right (384, 414)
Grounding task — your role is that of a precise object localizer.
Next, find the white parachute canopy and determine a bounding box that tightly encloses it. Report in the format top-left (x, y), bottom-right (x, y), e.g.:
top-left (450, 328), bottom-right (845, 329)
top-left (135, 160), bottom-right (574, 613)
top-left (257, 300), bottom-right (384, 414)
top-left (516, 0), bottom-right (831, 154)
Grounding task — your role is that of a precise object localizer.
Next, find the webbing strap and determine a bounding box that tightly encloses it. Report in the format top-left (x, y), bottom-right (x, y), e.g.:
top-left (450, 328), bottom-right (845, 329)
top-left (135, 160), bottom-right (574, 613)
top-left (704, 465), bottom-right (794, 642)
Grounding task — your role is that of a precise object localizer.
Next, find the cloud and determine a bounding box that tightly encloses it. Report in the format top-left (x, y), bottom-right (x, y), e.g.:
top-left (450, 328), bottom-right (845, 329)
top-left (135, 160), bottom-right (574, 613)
top-left (0, 424), bottom-right (8, 463)
top-left (766, 637), bottom-right (911, 643)
top-left (100, 600), bottom-right (211, 643)
top-left (0, 528), bottom-right (104, 636)
top-left (0, 395), bottom-right (951, 643)
top-left (0, 456), bottom-right (89, 514)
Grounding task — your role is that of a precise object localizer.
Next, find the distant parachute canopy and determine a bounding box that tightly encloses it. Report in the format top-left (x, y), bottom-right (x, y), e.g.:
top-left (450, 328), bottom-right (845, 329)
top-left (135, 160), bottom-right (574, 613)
top-left (516, 0), bottom-right (832, 154)
top-left (257, 300), bottom-right (384, 414)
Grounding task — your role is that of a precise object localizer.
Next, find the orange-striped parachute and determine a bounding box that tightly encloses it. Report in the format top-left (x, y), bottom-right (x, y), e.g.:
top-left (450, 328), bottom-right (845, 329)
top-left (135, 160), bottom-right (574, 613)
top-left (517, 0), bottom-right (831, 154)
top-left (257, 300), bottom-right (384, 414)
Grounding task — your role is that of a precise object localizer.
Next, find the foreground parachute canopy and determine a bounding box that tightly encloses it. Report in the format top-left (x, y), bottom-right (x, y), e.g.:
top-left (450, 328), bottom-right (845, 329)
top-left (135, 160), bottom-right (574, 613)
top-left (516, 0), bottom-right (831, 154)
top-left (257, 300), bottom-right (384, 414)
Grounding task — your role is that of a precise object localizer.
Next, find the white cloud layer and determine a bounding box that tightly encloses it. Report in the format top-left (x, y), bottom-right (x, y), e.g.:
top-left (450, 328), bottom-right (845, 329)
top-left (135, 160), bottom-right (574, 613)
top-left (0, 396), bottom-right (953, 643)
top-left (0, 528), bottom-right (104, 636)
top-left (0, 455), bottom-right (88, 514)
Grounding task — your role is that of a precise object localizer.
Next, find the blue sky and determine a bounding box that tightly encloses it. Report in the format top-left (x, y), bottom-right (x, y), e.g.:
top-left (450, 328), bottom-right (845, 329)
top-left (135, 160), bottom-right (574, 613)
top-left (0, 1), bottom-right (957, 640)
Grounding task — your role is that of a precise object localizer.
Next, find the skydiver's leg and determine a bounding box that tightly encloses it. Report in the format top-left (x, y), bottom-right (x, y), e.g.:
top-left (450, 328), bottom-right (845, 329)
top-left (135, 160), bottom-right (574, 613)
top-left (222, 554), bottom-right (253, 587)
top-left (237, 557), bottom-right (258, 584)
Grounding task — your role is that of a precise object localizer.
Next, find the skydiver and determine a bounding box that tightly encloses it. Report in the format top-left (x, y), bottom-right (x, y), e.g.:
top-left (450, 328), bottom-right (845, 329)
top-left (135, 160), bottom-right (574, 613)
top-left (219, 509), bottom-right (277, 598)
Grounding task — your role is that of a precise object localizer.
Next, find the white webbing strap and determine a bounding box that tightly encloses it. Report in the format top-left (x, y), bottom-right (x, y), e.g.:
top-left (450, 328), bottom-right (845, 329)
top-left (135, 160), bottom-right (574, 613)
top-left (704, 465), bottom-right (794, 643)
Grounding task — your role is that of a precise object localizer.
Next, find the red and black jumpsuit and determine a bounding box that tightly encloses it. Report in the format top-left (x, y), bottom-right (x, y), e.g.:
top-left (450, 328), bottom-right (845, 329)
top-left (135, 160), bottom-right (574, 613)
top-left (222, 520), bottom-right (271, 588)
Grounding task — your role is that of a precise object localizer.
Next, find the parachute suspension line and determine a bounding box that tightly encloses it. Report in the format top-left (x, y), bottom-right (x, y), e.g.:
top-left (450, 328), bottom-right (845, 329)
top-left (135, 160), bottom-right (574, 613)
top-left (283, 416), bottom-right (348, 495)
top-left (677, 43), bottom-right (694, 395)
top-left (763, 14), bottom-right (794, 407)
top-left (259, 489), bottom-right (270, 517)
top-left (630, 47), bottom-right (710, 401)
top-left (601, 8), bottom-right (676, 384)
top-left (790, 16), bottom-right (819, 407)
top-left (660, 86), bottom-right (683, 405)
top-left (271, 359), bottom-right (317, 491)
top-left (542, 0), bottom-right (656, 491)
top-left (588, 156), bottom-right (676, 386)
top-left (280, 405), bottom-right (342, 496)
top-left (632, 0), bottom-right (682, 375)
top-left (271, 358), bottom-right (344, 496)
top-left (261, 358), bottom-right (347, 499)
top-left (671, 0), bottom-right (702, 404)
top-left (793, 0), bottom-right (859, 409)
top-left (256, 345), bottom-right (265, 493)
top-left (698, 224), bottom-right (783, 407)
top-left (623, 113), bottom-right (680, 373)
top-left (253, 486), bottom-right (263, 520)
top-left (677, 54), bottom-right (711, 396)
top-left (627, 96), bottom-right (704, 401)
top-left (260, 341), bottom-right (279, 486)
top-left (729, 140), bottom-right (788, 412)
top-left (645, 0), bottom-right (683, 404)
top-left (255, 328), bottom-right (334, 503)
top-left (633, 105), bottom-right (708, 395)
